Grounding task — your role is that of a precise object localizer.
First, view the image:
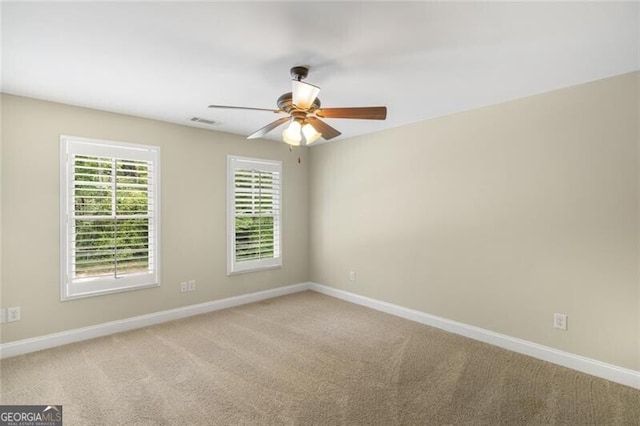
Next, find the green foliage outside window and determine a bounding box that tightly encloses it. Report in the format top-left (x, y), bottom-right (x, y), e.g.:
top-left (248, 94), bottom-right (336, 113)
top-left (235, 216), bottom-right (275, 261)
top-left (73, 156), bottom-right (151, 278)
top-left (234, 169), bottom-right (277, 262)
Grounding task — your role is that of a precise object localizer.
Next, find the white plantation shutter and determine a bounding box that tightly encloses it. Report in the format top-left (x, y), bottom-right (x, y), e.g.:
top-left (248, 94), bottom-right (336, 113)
top-left (60, 136), bottom-right (160, 300)
top-left (227, 156), bottom-right (282, 274)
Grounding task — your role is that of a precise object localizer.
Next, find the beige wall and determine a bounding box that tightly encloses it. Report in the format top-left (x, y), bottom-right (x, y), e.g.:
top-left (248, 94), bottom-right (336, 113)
top-left (310, 72), bottom-right (640, 371)
top-left (2, 73), bottom-right (639, 372)
top-left (637, 71), bottom-right (640, 373)
top-left (0, 94), bottom-right (309, 343)
top-left (0, 94), bottom-right (3, 335)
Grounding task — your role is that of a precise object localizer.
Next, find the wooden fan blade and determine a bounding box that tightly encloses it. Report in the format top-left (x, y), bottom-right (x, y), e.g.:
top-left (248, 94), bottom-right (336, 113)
top-left (315, 106), bottom-right (387, 120)
top-left (306, 117), bottom-right (342, 140)
top-left (208, 105), bottom-right (283, 113)
top-left (247, 117), bottom-right (290, 139)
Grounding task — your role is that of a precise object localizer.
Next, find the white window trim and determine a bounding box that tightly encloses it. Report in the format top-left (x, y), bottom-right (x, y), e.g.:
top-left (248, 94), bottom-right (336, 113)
top-left (227, 155), bottom-right (282, 275)
top-left (60, 135), bottom-right (161, 301)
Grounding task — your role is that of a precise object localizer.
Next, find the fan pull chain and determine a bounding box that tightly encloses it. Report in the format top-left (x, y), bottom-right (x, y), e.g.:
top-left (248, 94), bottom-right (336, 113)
top-left (286, 143), bottom-right (302, 163)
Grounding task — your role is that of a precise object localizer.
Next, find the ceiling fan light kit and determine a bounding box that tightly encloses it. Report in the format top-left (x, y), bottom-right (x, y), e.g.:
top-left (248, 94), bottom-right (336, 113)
top-left (302, 122), bottom-right (322, 145)
top-left (292, 80), bottom-right (321, 110)
top-left (208, 65), bottom-right (387, 146)
top-left (282, 119), bottom-right (302, 145)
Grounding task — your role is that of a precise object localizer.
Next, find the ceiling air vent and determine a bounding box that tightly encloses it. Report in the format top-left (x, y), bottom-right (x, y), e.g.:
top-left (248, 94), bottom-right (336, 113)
top-left (189, 117), bottom-right (216, 125)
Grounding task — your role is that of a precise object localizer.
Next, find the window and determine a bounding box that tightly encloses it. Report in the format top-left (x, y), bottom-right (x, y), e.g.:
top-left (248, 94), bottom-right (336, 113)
top-left (227, 156), bottom-right (281, 274)
top-left (60, 135), bottom-right (160, 300)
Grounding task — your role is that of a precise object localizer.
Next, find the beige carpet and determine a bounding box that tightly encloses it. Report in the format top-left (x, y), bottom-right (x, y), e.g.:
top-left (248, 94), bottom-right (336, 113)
top-left (1, 291), bottom-right (639, 425)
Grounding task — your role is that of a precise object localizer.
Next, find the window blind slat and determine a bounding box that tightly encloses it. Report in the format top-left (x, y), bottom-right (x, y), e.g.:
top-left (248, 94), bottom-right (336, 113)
top-left (227, 157), bottom-right (281, 274)
top-left (232, 166), bottom-right (280, 265)
top-left (71, 155), bottom-right (153, 279)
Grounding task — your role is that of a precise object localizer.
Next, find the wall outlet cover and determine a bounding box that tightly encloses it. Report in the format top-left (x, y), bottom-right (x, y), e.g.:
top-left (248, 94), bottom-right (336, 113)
top-left (8, 307), bottom-right (21, 323)
top-left (553, 313), bottom-right (568, 330)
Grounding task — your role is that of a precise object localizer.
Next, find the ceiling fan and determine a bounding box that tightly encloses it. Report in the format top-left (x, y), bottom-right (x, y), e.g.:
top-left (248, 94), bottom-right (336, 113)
top-left (208, 66), bottom-right (387, 146)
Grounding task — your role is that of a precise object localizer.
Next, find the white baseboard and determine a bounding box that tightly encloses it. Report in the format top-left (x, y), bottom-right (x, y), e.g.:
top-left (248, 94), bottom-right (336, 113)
top-left (0, 282), bottom-right (311, 359)
top-left (3, 281), bottom-right (638, 390)
top-left (309, 282), bottom-right (640, 390)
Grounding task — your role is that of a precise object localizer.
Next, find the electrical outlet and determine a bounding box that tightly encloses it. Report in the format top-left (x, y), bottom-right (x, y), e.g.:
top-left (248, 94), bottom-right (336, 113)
top-left (7, 307), bottom-right (21, 323)
top-left (553, 313), bottom-right (567, 330)
top-left (349, 271), bottom-right (356, 282)
top-left (180, 282), bottom-right (188, 293)
top-left (187, 280), bottom-right (196, 292)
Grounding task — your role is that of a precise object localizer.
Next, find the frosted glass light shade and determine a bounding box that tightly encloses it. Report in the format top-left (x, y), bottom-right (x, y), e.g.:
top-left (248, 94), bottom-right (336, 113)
top-left (282, 120), bottom-right (302, 145)
top-left (302, 123), bottom-right (322, 145)
top-left (292, 80), bottom-right (320, 109)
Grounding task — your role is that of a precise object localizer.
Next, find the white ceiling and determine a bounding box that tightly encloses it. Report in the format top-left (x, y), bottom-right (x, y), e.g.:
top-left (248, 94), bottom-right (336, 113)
top-left (2, 1), bottom-right (639, 143)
